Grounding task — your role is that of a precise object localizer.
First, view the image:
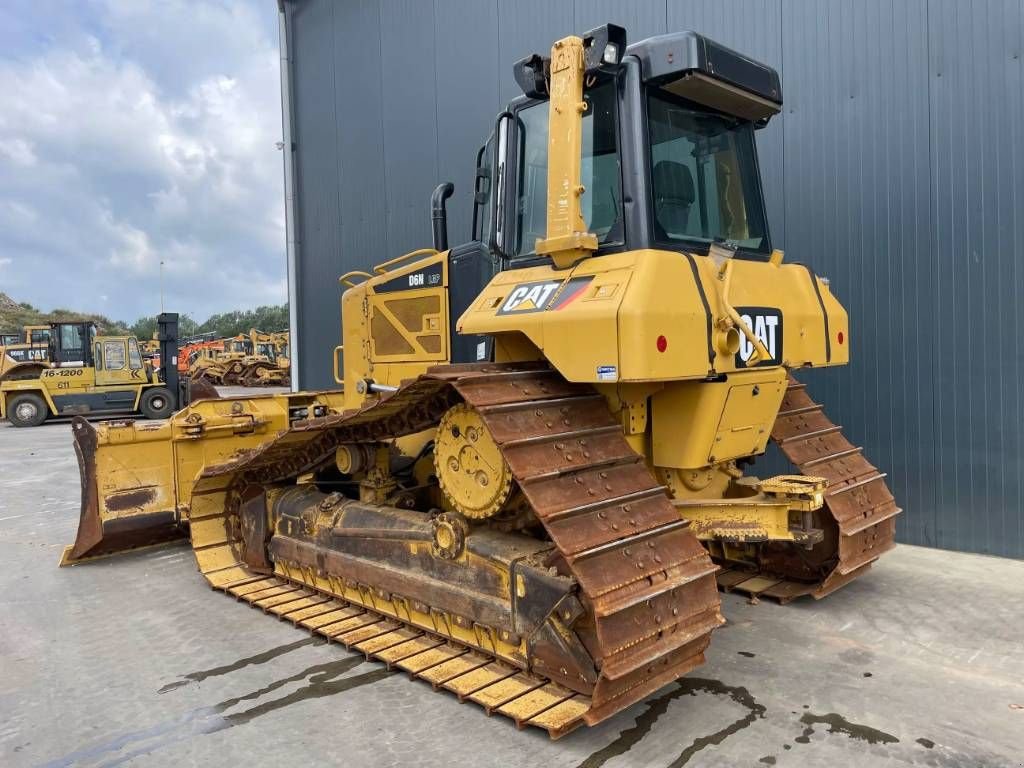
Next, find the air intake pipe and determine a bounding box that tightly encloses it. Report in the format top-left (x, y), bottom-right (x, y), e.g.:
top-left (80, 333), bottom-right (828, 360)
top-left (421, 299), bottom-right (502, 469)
top-left (430, 182), bottom-right (454, 251)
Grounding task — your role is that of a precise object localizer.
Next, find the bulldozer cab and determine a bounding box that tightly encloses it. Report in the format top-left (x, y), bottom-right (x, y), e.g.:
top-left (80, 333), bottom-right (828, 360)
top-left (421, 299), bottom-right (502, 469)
top-left (470, 28), bottom-right (778, 272)
top-left (223, 336), bottom-right (252, 356)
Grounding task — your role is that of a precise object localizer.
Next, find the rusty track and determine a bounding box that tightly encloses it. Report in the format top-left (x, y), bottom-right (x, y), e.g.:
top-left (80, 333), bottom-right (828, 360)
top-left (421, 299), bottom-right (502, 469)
top-left (187, 363), bottom-right (722, 737)
top-left (715, 374), bottom-right (901, 603)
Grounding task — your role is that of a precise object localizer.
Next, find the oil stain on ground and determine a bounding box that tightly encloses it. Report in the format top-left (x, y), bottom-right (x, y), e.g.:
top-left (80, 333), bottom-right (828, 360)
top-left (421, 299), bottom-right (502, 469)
top-left (158, 637), bottom-right (321, 693)
top-left (576, 678), bottom-right (765, 768)
top-left (797, 711), bottom-right (899, 745)
top-left (42, 654), bottom-right (389, 767)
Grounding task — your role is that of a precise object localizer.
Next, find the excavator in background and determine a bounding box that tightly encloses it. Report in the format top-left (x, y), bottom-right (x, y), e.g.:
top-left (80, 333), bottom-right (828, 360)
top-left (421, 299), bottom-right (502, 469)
top-left (61, 26), bottom-right (898, 737)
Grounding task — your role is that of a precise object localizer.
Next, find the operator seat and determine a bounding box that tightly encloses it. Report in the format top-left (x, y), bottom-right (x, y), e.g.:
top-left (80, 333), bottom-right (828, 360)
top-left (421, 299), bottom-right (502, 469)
top-left (652, 160), bottom-right (695, 240)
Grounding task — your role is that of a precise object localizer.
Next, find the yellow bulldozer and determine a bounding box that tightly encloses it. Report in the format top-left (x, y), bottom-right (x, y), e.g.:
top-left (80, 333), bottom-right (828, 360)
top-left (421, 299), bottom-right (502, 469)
top-left (61, 26), bottom-right (898, 737)
top-left (0, 324), bottom-right (50, 378)
top-left (230, 329), bottom-right (291, 387)
top-left (189, 330), bottom-right (290, 387)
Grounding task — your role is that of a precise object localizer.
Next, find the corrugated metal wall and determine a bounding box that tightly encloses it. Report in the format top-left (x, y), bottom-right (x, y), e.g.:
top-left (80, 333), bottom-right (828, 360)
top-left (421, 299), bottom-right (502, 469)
top-left (282, 0), bottom-right (1024, 559)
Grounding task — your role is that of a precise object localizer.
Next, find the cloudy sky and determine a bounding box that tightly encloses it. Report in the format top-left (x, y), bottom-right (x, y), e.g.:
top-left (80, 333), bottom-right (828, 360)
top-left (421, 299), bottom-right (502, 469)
top-left (0, 0), bottom-right (286, 323)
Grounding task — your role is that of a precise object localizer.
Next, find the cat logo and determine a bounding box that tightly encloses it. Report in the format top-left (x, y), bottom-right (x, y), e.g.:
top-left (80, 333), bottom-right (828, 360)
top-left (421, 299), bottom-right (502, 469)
top-left (735, 307), bottom-right (783, 366)
top-left (497, 280), bottom-right (562, 314)
top-left (496, 276), bottom-right (593, 316)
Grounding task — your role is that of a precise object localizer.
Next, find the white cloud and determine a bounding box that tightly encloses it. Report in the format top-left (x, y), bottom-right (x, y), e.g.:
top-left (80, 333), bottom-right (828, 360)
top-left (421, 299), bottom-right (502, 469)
top-left (0, 1), bottom-right (286, 322)
top-left (0, 138), bottom-right (37, 166)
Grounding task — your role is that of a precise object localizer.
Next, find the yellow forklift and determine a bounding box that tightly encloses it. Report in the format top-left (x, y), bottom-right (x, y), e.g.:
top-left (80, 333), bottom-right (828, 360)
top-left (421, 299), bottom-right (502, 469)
top-left (0, 313), bottom-right (210, 427)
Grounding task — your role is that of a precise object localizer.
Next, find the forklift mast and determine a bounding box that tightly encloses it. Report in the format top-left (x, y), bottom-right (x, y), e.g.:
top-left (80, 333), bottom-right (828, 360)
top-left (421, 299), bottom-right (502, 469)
top-left (157, 313), bottom-right (180, 398)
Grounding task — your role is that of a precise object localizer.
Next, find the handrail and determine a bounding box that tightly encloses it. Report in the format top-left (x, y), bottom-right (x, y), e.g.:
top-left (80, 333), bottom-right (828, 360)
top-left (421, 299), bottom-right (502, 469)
top-left (332, 345), bottom-right (344, 385)
top-left (372, 248), bottom-right (438, 275)
top-left (339, 271), bottom-right (372, 288)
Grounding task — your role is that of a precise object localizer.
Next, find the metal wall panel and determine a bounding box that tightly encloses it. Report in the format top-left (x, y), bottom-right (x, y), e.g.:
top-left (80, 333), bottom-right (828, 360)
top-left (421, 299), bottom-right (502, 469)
top-left (284, 0), bottom-right (1024, 558)
top-left (927, 0), bottom-right (1024, 556)
top-left (288, 0), bottom-right (344, 382)
top-left (780, 0), bottom-right (940, 552)
top-left (433, 0), bottom-right (501, 245)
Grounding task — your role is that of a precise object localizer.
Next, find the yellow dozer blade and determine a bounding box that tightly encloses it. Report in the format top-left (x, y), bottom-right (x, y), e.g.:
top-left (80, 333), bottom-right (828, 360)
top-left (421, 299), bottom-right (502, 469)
top-left (61, 418), bottom-right (182, 565)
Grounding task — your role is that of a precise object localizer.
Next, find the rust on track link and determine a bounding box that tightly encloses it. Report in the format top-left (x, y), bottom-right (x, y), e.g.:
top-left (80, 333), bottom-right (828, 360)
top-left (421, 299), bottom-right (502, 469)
top-left (716, 375), bottom-right (901, 603)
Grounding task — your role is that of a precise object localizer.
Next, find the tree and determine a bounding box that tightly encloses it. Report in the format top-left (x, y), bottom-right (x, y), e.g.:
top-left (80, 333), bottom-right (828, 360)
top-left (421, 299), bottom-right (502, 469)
top-left (124, 307), bottom-right (287, 341)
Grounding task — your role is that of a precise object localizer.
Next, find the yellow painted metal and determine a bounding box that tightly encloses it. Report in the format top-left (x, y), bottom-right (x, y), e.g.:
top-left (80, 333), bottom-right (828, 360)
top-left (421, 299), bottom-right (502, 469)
top-left (712, 252), bottom-right (771, 367)
top-left (533, 35), bottom-right (598, 268)
top-left (759, 475), bottom-right (827, 511)
top-left (651, 368), bottom-right (788, 469)
top-left (339, 249), bottom-right (449, 410)
top-left (458, 249), bottom-right (847, 384)
top-left (496, 682), bottom-right (575, 722)
top-left (674, 473), bottom-right (826, 544)
top-left (434, 403), bottom-right (513, 519)
top-left (58, 390), bottom-right (348, 564)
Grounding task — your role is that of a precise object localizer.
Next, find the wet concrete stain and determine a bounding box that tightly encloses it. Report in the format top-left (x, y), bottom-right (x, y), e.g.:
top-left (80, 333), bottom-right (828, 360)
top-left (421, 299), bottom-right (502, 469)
top-left (157, 638), bottom-right (320, 693)
top-left (862, 672), bottom-right (873, 678)
top-left (795, 724), bottom-right (814, 744)
top-left (574, 683), bottom-right (692, 768)
top-left (782, 744), bottom-right (791, 750)
top-left (798, 711), bottom-right (899, 745)
top-left (43, 654), bottom-right (388, 767)
top-left (916, 737), bottom-right (935, 749)
top-left (737, 651), bottom-right (756, 658)
top-left (758, 756), bottom-right (776, 764)
top-left (576, 678), bottom-right (765, 768)
top-left (839, 648), bottom-right (874, 666)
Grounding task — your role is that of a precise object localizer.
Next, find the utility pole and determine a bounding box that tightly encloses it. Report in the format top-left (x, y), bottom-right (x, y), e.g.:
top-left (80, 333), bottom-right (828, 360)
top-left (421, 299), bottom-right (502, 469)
top-left (159, 260), bottom-right (165, 314)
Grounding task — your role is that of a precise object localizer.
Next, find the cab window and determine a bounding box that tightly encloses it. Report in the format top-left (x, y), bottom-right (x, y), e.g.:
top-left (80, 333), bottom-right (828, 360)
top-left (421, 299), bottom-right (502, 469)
top-left (103, 341), bottom-right (126, 370)
top-left (647, 89), bottom-right (769, 252)
top-left (31, 329), bottom-right (50, 344)
top-left (59, 325), bottom-right (86, 363)
top-left (128, 338), bottom-right (143, 370)
top-left (514, 81), bottom-right (622, 257)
